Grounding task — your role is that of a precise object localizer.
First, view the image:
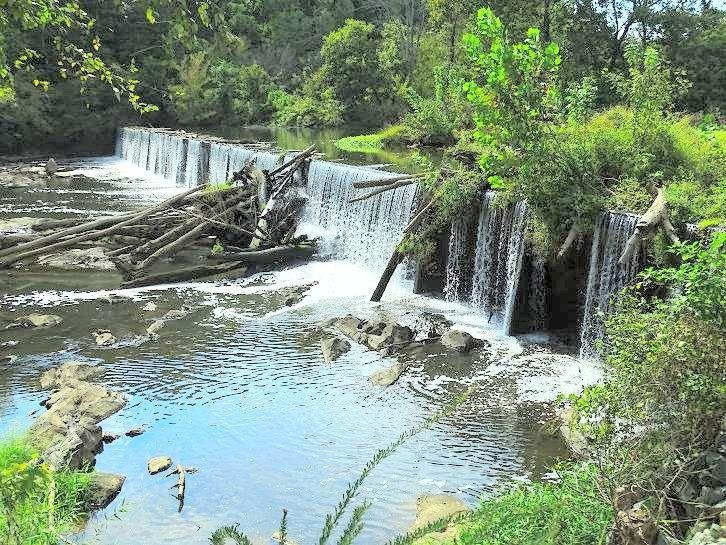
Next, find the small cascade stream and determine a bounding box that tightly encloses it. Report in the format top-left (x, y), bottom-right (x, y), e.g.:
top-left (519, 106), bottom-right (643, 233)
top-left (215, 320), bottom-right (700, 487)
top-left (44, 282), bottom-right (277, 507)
top-left (446, 192), bottom-right (531, 335)
top-left (116, 126), bottom-right (417, 274)
top-left (443, 215), bottom-right (476, 302)
top-left (580, 212), bottom-right (642, 358)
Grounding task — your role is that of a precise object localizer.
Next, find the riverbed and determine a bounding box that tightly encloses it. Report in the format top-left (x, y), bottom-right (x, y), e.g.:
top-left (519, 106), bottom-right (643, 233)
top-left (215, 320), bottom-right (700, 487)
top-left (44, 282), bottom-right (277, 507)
top-left (0, 154), bottom-right (600, 545)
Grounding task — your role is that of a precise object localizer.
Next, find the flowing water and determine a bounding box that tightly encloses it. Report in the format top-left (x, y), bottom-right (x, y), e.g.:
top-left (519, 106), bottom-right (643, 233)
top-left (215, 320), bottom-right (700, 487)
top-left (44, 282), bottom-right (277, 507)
top-left (447, 193), bottom-right (532, 335)
top-left (580, 212), bottom-right (643, 358)
top-left (0, 132), bottom-right (603, 544)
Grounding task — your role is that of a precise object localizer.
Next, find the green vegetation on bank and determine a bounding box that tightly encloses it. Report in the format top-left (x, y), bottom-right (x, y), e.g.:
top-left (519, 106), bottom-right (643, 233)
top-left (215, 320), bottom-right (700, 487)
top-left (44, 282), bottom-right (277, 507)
top-left (335, 125), bottom-right (408, 153)
top-left (415, 463), bottom-right (611, 545)
top-left (0, 436), bottom-right (92, 545)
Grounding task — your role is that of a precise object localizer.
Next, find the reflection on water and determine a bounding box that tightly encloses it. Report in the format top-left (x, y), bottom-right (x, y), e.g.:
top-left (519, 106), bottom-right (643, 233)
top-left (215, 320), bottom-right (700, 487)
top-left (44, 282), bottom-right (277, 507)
top-left (196, 125), bottom-right (442, 173)
top-left (0, 158), bottom-right (597, 545)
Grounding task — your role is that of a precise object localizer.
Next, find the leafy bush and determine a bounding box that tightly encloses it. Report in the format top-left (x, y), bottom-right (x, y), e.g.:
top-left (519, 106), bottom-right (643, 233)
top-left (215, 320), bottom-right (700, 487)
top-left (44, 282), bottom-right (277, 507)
top-left (402, 66), bottom-right (471, 146)
top-left (227, 64), bottom-right (277, 124)
top-left (0, 436), bottom-right (91, 545)
top-left (269, 87), bottom-right (344, 127)
top-left (417, 463), bottom-right (612, 545)
top-left (169, 52), bottom-right (219, 125)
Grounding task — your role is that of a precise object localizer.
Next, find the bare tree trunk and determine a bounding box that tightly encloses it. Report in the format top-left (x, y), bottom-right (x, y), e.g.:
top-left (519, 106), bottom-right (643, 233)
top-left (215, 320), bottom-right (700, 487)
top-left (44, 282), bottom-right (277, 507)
top-left (619, 186), bottom-right (679, 265)
top-left (370, 199), bottom-right (434, 302)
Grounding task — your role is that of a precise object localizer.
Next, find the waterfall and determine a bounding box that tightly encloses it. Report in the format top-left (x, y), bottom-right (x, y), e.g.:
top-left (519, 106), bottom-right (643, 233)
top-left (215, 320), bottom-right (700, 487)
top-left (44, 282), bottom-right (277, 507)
top-left (208, 143), bottom-right (281, 184)
top-left (465, 193), bottom-right (529, 335)
top-left (580, 212), bottom-right (642, 358)
top-left (116, 126), bottom-right (418, 274)
top-left (444, 215), bottom-right (476, 302)
top-left (300, 161), bottom-right (418, 272)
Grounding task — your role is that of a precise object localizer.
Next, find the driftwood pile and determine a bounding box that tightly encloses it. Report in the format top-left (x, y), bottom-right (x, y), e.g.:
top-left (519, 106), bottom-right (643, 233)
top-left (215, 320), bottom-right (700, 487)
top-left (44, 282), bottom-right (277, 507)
top-left (0, 147), bottom-right (318, 287)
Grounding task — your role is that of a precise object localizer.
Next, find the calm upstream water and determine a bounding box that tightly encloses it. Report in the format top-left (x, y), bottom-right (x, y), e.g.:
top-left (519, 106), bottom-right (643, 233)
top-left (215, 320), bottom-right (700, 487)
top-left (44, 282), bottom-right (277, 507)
top-left (0, 153), bottom-right (600, 545)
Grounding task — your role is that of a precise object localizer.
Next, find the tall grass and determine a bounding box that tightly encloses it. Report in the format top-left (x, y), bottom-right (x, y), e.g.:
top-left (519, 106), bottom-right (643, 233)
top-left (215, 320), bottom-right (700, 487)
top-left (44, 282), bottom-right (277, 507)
top-left (424, 463), bottom-right (612, 545)
top-left (0, 436), bottom-right (92, 545)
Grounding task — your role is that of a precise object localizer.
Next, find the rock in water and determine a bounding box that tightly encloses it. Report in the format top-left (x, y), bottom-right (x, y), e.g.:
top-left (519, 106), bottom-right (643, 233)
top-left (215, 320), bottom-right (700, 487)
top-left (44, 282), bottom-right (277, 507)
top-left (412, 312), bottom-right (453, 341)
top-left (321, 337), bottom-right (351, 363)
top-left (369, 363), bottom-right (407, 387)
top-left (45, 158), bottom-right (58, 176)
top-left (40, 361), bottom-right (105, 389)
top-left (410, 495), bottom-right (470, 533)
top-left (142, 302), bottom-right (157, 312)
top-left (126, 427), bottom-right (145, 437)
top-left (367, 323), bottom-right (413, 351)
top-left (146, 320), bottom-right (165, 336)
top-left (87, 472), bottom-right (125, 509)
top-left (94, 330), bottom-right (117, 346)
top-left (148, 456), bottom-right (173, 475)
top-left (10, 313), bottom-right (63, 329)
top-left (102, 432), bottom-right (120, 444)
top-left (440, 330), bottom-right (476, 353)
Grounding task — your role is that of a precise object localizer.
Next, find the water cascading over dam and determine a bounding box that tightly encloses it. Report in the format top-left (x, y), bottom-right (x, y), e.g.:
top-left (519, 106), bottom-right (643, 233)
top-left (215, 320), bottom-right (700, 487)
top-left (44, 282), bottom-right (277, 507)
top-left (579, 211), bottom-right (643, 358)
top-left (444, 192), bottom-right (532, 335)
top-left (115, 127), bottom-right (418, 273)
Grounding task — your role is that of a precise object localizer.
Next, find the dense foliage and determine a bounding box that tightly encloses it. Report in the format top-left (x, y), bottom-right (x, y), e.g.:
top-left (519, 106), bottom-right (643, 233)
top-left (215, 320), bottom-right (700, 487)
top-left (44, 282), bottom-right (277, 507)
top-left (565, 234), bottom-right (726, 538)
top-left (2, 0), bottom-right (725, 152)
top-left (0, 436), bottom-right (91, 545)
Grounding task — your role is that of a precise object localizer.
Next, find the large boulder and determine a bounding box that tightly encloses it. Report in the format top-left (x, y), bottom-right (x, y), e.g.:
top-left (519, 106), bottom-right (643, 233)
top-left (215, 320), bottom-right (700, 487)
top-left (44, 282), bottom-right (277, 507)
top-left (412, 313), bottom-right (453, 341)
top-left (45, 158), bottom-right (58, 176)
top-left (334, 314), bottom-right (413, 353)
top-left (40, 361), bottom-right (105, 389)
top-left (38, 417), bottom-right (103, 470)
top-left (334, 315), bottom-right (365, 340)
top-left (369, 363), bottom-right (407, 387)
top-left (440, 330), bottom-right (476, 353)
top-left (87, 472), bottom-right (125, 510)
top-left (321, 337), bottom-right (351, 363)
top-left (410, 495), bottom-right (470, 533)
top-left (367, 323), bottom-right (413, 352)
top-left (42, 381), bottom-right (126, 424)
top-left (37, 247), bottom-right (116, 271)
top-left (31, 364), bottom-right (126, 470)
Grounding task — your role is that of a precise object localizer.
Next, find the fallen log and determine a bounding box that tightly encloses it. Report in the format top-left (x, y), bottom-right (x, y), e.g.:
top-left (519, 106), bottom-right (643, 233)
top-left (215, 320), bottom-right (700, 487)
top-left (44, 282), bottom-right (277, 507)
top-left (171, 464), bottom-right (186, 512)
top-left (132, 190), bottom-right (249, 258)
top-left (0, 185), bottom-right (205, 266)
top-left (268, 145), bottom-right (316, 177)
top-left (371, 199), bottom-right (435, 302)
top-left (556, 225), bottom-right (579, 260)
top-left (212, 243), bottom-right (316, 264)
top-left (249, 155), bottom-right (308, 249)
top-left (352, 173), bottom-right (424, 189)
top-left (618, 187), bottom-right (679, 266)
top-left (121, 261), bottom-right (248, 288)
top-left (349, 179), bottom-right (417, 204)
top-left (134, 196), bottom-right (249, 271)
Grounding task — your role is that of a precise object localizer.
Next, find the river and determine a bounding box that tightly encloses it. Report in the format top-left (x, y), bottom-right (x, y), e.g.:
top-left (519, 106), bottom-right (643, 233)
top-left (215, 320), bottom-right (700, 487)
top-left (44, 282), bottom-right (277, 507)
top-left (0, 136), bottom-right (600, 544)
